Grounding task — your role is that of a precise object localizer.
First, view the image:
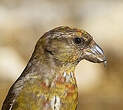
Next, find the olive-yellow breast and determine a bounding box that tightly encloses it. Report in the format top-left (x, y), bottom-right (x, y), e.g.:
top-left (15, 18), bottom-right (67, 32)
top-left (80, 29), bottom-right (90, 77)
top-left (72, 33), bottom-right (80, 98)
top-left (2, 26), bottom-right (106, 110)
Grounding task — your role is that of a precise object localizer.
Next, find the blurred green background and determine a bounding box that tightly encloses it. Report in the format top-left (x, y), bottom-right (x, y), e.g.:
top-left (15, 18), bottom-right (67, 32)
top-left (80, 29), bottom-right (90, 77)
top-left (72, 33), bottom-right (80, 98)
top-left (0, 0), bottom-right (123, 110)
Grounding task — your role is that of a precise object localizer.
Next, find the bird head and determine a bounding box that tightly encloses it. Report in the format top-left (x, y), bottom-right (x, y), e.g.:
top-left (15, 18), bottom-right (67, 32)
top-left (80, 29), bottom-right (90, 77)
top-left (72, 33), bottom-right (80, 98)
top-left (34, 26), bottom-right (106, 67)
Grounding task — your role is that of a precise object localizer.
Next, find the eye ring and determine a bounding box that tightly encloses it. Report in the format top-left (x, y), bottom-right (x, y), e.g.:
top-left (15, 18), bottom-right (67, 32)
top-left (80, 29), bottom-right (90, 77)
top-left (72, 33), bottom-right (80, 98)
top-left (74, 37), bottom-right (84, 44)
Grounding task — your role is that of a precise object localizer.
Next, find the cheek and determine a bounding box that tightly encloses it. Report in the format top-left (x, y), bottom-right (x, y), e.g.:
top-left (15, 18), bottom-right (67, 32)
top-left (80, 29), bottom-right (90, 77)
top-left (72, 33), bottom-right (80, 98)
top-left (56, 48), bottom-right (80, 63)
top-left (68, 50), bottom-right (81, 62)
top-left (55, 49), bottom-right (72, 62)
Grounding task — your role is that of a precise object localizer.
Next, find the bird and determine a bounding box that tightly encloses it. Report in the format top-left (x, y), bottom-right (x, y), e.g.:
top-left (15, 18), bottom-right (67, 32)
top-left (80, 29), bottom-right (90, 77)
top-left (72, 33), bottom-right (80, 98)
top-left (2, 26), bottom-right (106, 110)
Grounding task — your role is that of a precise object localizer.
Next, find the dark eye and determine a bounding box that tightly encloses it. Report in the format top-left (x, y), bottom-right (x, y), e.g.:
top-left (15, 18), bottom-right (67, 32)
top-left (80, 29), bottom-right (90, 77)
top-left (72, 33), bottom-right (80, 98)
top-left (74, 38), bottom-right (84, 44)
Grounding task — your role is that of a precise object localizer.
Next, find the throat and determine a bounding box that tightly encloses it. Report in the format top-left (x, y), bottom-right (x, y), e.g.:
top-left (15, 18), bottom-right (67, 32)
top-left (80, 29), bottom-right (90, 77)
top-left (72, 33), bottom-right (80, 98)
top-left (34, 70), bottom-right (77, 90)
top-left (53, 71), bottom-right (76, 85)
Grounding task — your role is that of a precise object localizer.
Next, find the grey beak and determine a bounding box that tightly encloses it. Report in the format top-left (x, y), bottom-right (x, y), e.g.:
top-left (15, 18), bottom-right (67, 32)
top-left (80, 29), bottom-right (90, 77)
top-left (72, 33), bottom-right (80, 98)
top-left (83, 43), bottom-right (107, 64)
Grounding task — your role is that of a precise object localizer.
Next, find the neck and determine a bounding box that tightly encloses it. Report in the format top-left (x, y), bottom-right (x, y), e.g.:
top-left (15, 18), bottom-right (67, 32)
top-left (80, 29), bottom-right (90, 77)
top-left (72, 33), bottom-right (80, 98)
top-left (19, 53), bottom-right (77, 92)
top-left (23, 49), bottom-right (77, 79)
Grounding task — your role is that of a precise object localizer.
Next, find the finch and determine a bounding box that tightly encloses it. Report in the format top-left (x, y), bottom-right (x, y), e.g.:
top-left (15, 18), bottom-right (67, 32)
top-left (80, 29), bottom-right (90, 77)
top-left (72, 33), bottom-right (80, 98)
top-left (2, 26), bottom-right (106, 110)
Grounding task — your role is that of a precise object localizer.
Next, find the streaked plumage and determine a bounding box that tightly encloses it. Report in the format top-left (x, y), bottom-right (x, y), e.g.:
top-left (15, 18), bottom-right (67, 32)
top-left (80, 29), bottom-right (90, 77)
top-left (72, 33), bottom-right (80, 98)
top-left (2, 26), bottom-right (106, 110)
